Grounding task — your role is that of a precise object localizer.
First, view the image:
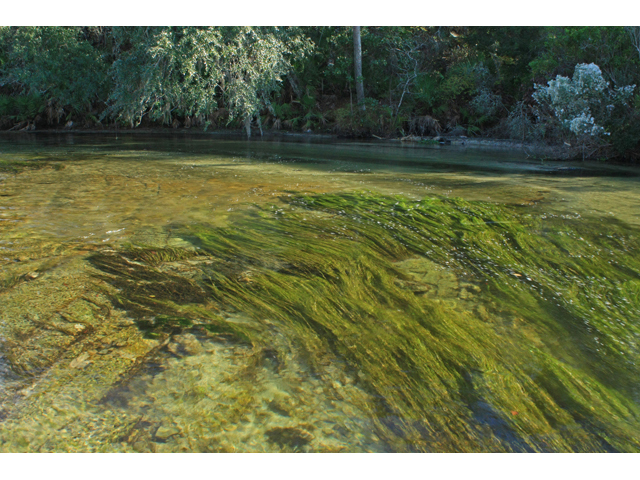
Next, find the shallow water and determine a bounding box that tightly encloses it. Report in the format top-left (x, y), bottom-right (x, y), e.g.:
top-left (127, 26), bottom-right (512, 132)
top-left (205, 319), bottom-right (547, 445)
top-left (1, 133), bottom-right (639, 452)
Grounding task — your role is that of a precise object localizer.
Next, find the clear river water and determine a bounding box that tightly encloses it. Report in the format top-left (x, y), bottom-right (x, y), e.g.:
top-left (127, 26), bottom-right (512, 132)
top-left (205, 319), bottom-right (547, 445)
top-left (1, 133), bottom-right (639, 452)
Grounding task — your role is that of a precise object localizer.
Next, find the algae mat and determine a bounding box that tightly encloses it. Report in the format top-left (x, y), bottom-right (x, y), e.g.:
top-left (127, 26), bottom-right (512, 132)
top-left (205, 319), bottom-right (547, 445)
top-left (1, 136), bottom-right (639, 452)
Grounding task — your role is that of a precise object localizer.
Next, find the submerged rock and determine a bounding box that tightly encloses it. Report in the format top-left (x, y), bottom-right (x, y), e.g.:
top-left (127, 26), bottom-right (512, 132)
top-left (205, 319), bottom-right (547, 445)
top-left (174, 333), bottom-right (203, 356)
top-left (265, 426), bottom-right (314, 449)
top-left (69, 352), bottom-right (92, 369)
top-left (155, 424), bottom-right (180, 441)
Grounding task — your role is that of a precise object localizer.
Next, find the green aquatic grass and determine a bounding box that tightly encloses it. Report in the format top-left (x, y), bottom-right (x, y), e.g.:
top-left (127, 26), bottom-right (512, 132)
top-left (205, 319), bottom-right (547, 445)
top-left (0, 272), bottom-right (20, 291)
top-left (88, 247), bottom-right (260, 344)
top-left (0, 158), bottom-right (64, 173)
top-left (119, 244), bottom-right (202, 266)
top-left (286, 193), bottom-right (640, 377)
top-left (89, 191), bottom-right (640, 452)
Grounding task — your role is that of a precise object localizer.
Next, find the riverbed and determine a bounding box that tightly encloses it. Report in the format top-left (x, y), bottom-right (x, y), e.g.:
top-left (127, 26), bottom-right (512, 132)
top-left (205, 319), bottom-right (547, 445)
top-left (1, 134), bottom-right (639, 452)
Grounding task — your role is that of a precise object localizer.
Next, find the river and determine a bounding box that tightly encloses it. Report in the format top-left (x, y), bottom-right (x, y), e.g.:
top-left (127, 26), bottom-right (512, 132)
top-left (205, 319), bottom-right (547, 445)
top-left (1, 133), bottom-right (639, 452)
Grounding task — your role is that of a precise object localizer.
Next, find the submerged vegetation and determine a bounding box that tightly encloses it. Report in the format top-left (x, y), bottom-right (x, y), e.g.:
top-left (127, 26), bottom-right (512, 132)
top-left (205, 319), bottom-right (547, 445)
top-left (1, 134), bottom-right (640, 452)
top-left (66, 191), bottom-right (640, 452)
top-left (1, 26), bottom-right (640, 160)
top-left (0, 157), bottom-right (63, 173)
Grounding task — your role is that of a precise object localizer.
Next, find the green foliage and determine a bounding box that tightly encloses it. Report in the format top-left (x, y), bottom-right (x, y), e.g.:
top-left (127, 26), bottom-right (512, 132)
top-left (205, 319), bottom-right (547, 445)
top-left (0, 27), bottom-right (109, 118)
top-left (466, 27), bottom-right (546, 97)
top-left (0, 93), bottom-right (45, 121)
top-left (607, 108), bottom-right (640, 159)
top-left (413, 73), bottom-right (444, 112)
top-left (335, 98), bottom-right (396, 136)
top-left (106, 27), bottom-right (311, 128)
top-left (0, 25), bottom-right (639, 160)
top-left (105, 27), bottom-right (219, 126)
top-left (440, 63), bottom-right (477, 101)
top-left (530, 27), bottom-right (640, 85)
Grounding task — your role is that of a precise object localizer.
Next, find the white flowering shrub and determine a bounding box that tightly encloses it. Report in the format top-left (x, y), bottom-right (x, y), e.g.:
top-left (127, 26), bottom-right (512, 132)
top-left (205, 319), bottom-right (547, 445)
top-left (568, 112), bottom-right (604, 136)
top-left (533, 63), bottom-right (635, 139)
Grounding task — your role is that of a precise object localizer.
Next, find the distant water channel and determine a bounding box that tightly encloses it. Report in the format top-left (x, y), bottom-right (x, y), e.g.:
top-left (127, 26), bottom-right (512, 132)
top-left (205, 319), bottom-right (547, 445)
top-left (1, 133), bottom-right (639, 452)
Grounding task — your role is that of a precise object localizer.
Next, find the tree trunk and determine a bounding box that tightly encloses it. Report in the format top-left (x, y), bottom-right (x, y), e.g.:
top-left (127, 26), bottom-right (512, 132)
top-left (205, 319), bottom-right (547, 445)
top-left (244, 116), bottom-right (251, 138)
top-left (353, 26), bottom-right (365, 111)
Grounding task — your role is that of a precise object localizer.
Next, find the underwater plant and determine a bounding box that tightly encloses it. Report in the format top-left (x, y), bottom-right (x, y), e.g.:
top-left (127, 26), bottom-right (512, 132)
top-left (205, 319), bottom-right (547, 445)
top-left (82, 191), bottom-right (640, 452)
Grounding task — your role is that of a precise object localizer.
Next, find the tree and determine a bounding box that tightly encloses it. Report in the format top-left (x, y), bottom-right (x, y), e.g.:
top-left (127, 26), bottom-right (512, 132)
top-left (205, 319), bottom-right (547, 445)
top-left (0, 26), bottom-right (109, 125)
top-left (105, 27), bottom-right (311, 135)
top-left (625, 27), bottom-right (640, 62)
top-left (534, 63), bottom-right (636, 158)
top-left (530, 27), bottom-right (640, 86)
top-left (353, 27), bottom-right (365, 111)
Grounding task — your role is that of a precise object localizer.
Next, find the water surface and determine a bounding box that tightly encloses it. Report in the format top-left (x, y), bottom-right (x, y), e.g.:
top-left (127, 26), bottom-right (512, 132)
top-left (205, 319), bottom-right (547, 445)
top-left (1, 134), bottom-right (639, 452)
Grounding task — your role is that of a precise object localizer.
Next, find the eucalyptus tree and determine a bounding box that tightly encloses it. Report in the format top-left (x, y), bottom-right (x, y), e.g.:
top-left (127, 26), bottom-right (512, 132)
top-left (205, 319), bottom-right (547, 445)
top-left (353, 27), bottom-right (365, 111)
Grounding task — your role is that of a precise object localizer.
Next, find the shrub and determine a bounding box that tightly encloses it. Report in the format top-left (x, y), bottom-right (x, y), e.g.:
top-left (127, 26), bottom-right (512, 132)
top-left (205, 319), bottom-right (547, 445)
top-left (497, 101), bottom-right (545, 142)
top-left (334, 98), bottom-right (396, 137)
top-left (533, 63), bottom-right (635, 139)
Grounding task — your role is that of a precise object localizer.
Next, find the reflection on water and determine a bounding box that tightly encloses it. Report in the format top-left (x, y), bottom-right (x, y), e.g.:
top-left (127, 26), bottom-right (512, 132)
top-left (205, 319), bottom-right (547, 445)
top-left (1, 134), bottom-right (639, 452)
